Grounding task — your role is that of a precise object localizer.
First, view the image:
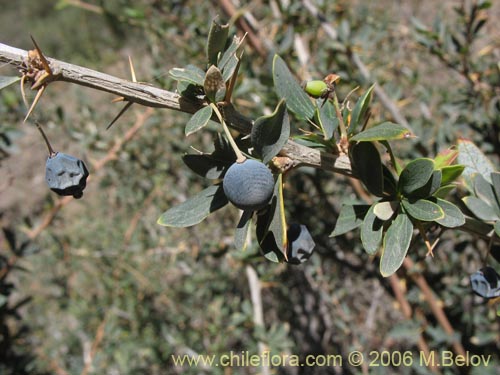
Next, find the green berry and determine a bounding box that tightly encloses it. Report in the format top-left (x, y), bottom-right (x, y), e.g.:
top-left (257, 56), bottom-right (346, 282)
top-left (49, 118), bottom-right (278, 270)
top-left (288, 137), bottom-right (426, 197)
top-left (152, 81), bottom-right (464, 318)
top-left (304, 80), bottom-right (329, 99)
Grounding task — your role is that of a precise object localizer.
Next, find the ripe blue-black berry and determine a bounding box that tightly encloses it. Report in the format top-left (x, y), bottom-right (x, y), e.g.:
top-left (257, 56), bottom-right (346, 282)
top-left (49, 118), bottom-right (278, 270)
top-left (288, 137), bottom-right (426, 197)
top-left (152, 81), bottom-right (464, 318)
top-left (46, 152), bottom-right (89, 199)
top-left (223, 159), bottom-right (274, 211)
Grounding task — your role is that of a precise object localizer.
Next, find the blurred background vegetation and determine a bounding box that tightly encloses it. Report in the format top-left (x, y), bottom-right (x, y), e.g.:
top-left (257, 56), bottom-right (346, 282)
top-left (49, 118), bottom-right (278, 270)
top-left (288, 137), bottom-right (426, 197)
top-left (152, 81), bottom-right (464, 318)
top-left (0, 0), bottom-right (499, 374)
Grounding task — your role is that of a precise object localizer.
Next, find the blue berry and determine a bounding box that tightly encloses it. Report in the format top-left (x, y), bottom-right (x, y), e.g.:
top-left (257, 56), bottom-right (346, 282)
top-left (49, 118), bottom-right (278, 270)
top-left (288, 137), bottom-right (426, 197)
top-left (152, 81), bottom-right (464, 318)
top-left (286, 223), bottom-right (315, 264)
top-left (45, 152), bottom-right (89, 199)
top-left (223, 159), bottom-right (274, 211)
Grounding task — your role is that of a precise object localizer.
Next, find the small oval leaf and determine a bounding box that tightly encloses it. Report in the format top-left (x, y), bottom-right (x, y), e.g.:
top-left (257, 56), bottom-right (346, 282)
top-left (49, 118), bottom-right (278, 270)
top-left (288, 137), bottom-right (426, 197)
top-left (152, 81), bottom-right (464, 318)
top-left (457, 138), bottom-right (495, 190)
top-left (182, 154), bottom-right (229, 179)
top-left (398, 158), bottom-right (435, 197)
top-left (361, 204), bottom-right (385, 255)
top-left (462, 196), bottom-right (499, 221)
top-left (380, 213), bottom-right (413, 277)
top-left (185, 106), bottom-right (214, 136)
top-left (434, 198), bottom-right (466, 228)
top-left (169, 65), bottom-right (205, 86)
top-left (373, 201), bottom-right (399, 221)
top-left (402, 199), bottom-right (444, 221)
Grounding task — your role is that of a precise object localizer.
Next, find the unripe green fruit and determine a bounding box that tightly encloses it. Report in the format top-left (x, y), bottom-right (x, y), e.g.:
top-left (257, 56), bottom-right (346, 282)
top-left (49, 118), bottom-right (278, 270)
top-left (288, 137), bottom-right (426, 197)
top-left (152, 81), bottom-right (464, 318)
top-left (223, 159), bottom-right (274, 211)
top-left (46, 152), bottom-right (89, 199)
top-left (303, 80), bottom-right (329, 99)
top-left (286, 223), bottom-right (315, 264)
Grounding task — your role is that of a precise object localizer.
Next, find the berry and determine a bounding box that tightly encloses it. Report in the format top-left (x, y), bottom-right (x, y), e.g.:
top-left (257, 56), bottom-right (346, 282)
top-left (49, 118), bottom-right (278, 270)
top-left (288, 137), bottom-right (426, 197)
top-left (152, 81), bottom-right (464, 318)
top-left (303, 80), bottom-right (329, 99)
top-left (45, 152), bottom-right (89, 199)
top-left (223, 159), bottom-right (274, 211)
top-left (470, 266), bottom-right (500, 299)
top-left (286, 223), bottom-right (315, 264)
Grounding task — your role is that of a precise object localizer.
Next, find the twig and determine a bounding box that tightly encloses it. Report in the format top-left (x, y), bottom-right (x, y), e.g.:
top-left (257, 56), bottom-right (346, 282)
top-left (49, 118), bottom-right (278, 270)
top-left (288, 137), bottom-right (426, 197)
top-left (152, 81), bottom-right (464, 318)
top-left (246, 265), bottom-right (270, 375)
top-left (403, 257), bottom-right (466, 357)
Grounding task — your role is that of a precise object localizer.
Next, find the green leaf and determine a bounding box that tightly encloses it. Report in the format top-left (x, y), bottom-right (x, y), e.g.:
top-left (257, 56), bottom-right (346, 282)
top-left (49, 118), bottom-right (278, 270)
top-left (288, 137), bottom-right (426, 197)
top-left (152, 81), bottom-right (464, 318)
top-left (373, 201), bottom-right (399, 221)
top-left (491, 172), bottom-right (500, 207)
top-left (433, 198), bottom-right (466, 228)
top-left (330, 204), bottom-right (369, 237)
top-left (221, 54), bottom-right (239, 83)
top-left (495, 221), bottom-right (500, 238)
top-left (157, 185), bottom-right (228, 227)
top-left (402, 199), bottom-right (444, 221)
top-left (185, 106), bottom-right (214, 136)
top-left (474, 174), bottom-right (499, 211)
top-left (169, 65), bottom-right (205, 86)
top-left (462, 196), bottom-right (499, 221)
top-left (350, 122), bottom-right (413, 142)
top-left (380, 213), bottom-right (413, 277)
top-left (206, 19), bottom-right (229, 65)
top-left (440, 165), bottom-right (465, 185)
top-left (434, 148), bottom-right (459, 169)
top-left (457, 138), bottom-right (495, 190)
top-left (348, 84), bottom-right (375, 135)
top-left (351, 142), bottom-right (384, 196)
top-left (256, 175), bottom-right (287, 261)
top-left (398, 158), bottom-right (435, 197)
top-left (219, 35), bottom-right (243, 72)
top-left (315, 100), bottom-right (338, 139)
top-left (272, 55), bottom-right (315, 120)
top-left (410, 170), bottom-right (442, 199)
top-left (433, 184), bottom-right (457, 199)
top-left (204, 65), bottom-right (226, 103)
top-left (234, 211), bottom-right (253, 251)
top-left (251, 99), bottom-right (290, 164)
top-left (182, 154), bottom-right (229, 179)
top-left (0, 76), bottom-right (21, 90)
top-left (361, 205), bottom-right (385, 255)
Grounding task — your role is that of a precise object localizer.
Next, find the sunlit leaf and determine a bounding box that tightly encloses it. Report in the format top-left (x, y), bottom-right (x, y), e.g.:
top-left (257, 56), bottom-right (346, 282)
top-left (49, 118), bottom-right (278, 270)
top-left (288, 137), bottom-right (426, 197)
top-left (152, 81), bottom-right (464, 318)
top-left (272, 55), bottom-right (315, 120)
top-left (348, 84), bottom-right (375, 135)
top-left (234, 210), bottom-right (253, 251)
top-left (373, 201), bottom-right (399, 221)
top-left (185, 106), bottom-right (214, 136)
top-left (402, 199), bottom-right (444, 221)
top-left (330, 204), bottom-right (369, 237)
top-left (440, 165), bottom-right (465, 185)
top-left (434, 198), bottom-right (466, 228)
top-left (380, 213), bottom-right (413, 277)
top-left (457, 138), bottom-right (495, 190)
top-left (350, 122), bottom-right (413, 142)
top-left (361, 204), bottom-right (384, 255)
top-left (157, 185), bottom-right (228, 227)
top-left (0, 76), bottom-right (21, 90)
top-left (462, 196), bottom-right (499, 221)
top-left (169, 65), bottom-right (205, 86)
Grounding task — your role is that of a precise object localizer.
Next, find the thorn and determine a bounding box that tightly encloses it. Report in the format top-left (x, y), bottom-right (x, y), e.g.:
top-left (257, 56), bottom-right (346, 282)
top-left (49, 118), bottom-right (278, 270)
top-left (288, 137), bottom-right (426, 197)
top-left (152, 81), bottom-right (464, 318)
top-left (128, 56), bottom-right (137, 82)
top-left (31, 71), bottom-right (51, 90)
top-left (30, 35), bottom-right (52, 75)
top-left (111, 97), bottom-right (125, 103)
top-left (20, 74), bottom-right (29, 109)
top-left (106, 101), bottom-right (133, 130)
top-left (23, 85), bottom-right (46, 123)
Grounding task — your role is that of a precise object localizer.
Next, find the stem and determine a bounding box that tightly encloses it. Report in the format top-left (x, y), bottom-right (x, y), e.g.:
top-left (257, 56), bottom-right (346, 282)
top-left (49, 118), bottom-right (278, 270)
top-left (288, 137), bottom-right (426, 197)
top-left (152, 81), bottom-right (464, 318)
top-left (210, 103), bottom-right (246, 163)
top-left (35, 121), bottom-right (56, 157)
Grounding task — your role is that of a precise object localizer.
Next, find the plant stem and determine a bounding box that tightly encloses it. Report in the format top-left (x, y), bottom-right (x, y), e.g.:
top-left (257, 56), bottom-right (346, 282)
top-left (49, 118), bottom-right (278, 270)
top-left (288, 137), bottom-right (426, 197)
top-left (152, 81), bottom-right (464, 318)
top-left (35, 121), bottom-right (56, 157)
top-left (331, 90), bottom-right (349, 152)
top-left (210, 103), bottom-right (246, 163)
